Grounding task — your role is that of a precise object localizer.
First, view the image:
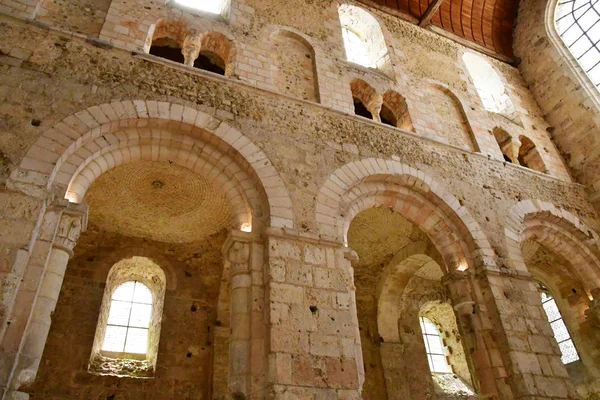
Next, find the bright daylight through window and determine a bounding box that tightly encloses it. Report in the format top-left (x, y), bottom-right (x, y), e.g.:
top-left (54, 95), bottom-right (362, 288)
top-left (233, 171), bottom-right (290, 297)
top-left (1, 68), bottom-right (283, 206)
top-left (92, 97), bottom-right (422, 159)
top-left (174, 0), bottom-right (226, 14)
top-left (342, 27), bottom-right (372, 67)
top-left (102, 281), bottom-right (153, 354)
top-left (540, 289), bottom-right (580, 364)
top-left (556, 0), bottom-right (600, 87)
top-left (420, 316), bottom-right (452, 373)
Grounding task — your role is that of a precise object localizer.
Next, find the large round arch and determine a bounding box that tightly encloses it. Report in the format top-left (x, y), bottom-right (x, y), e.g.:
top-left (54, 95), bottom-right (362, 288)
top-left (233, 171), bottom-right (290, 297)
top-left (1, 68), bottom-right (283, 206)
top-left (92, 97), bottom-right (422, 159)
top-left (9, 100), bottom-right (294, 232)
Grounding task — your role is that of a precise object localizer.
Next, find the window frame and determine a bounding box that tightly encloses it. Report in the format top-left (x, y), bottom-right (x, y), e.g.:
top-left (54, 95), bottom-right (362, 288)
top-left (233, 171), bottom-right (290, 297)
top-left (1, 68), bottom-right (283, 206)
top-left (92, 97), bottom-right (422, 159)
top-left (539, 284), bottom-right (581, 364)
top-left (101, 281), bottom-right (153, 359)
top-left (419, 316), bottom-right (453, 374)
top-left (167, 0), bottom-right (231, 20)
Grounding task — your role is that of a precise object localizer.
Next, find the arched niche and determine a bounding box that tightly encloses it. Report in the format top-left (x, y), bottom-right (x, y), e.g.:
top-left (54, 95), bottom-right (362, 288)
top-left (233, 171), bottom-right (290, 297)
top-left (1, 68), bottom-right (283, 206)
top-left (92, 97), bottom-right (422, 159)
top-left (147, 18), bottom-right (188, 64)
top-left (271, 29), bottom-right (320, 103)
top-left (425, 83), bottom-right (480, 152)
top-left (350, 78), bottom-right (377, 120)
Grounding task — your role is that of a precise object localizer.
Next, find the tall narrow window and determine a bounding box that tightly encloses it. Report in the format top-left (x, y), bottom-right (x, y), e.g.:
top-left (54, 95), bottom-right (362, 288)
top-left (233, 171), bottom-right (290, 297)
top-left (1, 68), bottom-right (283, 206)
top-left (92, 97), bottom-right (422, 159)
top-left (540, 286), bottom-right (580, 364)
top-left (555, 0), bottom-right (600, 87)
top-left (420, 316), bottom-right (452, 373)
top-left (102, 281), bottom-right (152, 355)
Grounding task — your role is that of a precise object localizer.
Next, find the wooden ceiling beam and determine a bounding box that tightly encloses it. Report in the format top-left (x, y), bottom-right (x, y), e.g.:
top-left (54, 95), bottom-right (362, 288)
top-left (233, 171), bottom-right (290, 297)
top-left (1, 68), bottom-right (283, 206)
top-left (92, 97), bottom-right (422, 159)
top-left (419, 0), bottom-right (445, 27)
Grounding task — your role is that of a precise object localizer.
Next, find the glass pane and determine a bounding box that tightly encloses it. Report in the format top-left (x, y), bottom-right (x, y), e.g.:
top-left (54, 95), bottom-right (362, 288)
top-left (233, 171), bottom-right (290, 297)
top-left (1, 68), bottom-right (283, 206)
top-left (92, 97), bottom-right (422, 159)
top-left (570, 35), bottom-right (593, 58)
top-left (112, 281), bottom-right (135, 301)
top-left (578, 47), bottom-right (600, 71)
top-left (551, 319), bottom-right (571, 343)
top-left (559, 340), bottom-right (580, 363)
top-left (427, 335), bottom-right (444, 354)
top-left (133, 282), bottom-right (152, 304)
top-left (107, 300), bottom-right (131, 326)
top-left (129, 303), bottom-right (152, 328)
top-left (124, 328), bottom-right (148, 354)
top-left (431, 354), bottom-right (452, 373)
top-left (102, 325), bottom-right (127, 352)
top-left (578, 8), bottom-right (598, 30)
top-left (542, 298), bottom-right (561, 322)
top-left (562, 24), bottom-right (584, 46)
top-left (421, 318), bottom-right (438, 335)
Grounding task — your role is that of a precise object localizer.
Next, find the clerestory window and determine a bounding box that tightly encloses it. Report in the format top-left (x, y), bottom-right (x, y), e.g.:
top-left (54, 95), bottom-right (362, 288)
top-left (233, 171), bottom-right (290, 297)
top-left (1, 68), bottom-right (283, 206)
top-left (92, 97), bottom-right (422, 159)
top-left (172, 0), bottom-right (229, 15)
top-left (540, 286), bottom-right (580, 364)
top-left (555, 0), bottom-right (600, 88)
top-left (420, 316), bottom-right (452, 373)
top-left (102, 281), bottom-right (152, 355)
top-left (342, 28), bottom-right (371, 67)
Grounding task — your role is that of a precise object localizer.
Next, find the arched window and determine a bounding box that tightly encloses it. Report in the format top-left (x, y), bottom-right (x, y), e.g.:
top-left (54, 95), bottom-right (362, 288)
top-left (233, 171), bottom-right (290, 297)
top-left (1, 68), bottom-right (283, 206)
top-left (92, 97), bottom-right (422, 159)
top-left (172, 0), bottom-right (230, 15)
top-left (102, 281), bottom-right (153, 354)
top-left (555, 0), bottom-right (600, 88)
top-left (420, 316), bottom-right (452, 373)
top-left (518, 135), bottom-right (548, 173)
top-left (350, 79), bottom-right (377, 120)
top-left (539, 285), bottom-right (580, 364)
top-left (463, 52), bottom-right (522, 125)
top-left (89, 257), bottom-right (166, 377)
top-left (338, 5), bottom-right (391, 72)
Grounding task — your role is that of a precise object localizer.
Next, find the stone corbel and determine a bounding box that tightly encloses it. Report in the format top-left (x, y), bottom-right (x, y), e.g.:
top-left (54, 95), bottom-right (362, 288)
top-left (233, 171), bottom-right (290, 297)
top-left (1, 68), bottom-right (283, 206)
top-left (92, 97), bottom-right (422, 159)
top-left (182, 32), bottom-right (203, 67)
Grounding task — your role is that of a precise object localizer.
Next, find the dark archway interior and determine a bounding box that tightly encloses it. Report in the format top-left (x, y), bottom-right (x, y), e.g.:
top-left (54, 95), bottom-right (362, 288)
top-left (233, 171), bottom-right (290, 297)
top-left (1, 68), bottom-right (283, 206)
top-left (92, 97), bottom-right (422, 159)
top-left (194, 50), bottom-right (226, 75)
top-left (354, 97), bottom-right (372, 119)
top-left (149, 38), bottom-right (184, 64)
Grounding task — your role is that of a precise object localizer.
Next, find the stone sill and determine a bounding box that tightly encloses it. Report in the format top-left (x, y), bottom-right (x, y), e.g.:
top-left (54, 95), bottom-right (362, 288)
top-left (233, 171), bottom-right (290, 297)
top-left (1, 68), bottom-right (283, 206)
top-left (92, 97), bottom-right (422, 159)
top-left (0, 12), bottom-right (585, 190)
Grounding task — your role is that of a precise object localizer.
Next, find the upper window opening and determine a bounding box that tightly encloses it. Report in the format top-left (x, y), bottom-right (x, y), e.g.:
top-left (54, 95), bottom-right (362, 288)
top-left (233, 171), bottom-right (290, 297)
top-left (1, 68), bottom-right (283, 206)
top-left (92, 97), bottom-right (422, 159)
top-left (555, 0), bottom-right (600, 87)
top-left (194, 50), bottom-right (225, 75)
top-left (420, 316), bottom-right (452, 373)
top-left (338, 5), bottom-right (391, 72)
top-left (149, 37), bottom-right (184, 64)
top-left (518, 135), bottom-right (548, 173)
top-left (539, 285), bottom-right (580, 364)
top-left (173, 0), bottom-right (228, 15)
top-left (342, 27), bottom-right (371, 67)
top-left (462, 53), bottom-right (522, 126)
top-left (102, 281), bottom-right (152, 355)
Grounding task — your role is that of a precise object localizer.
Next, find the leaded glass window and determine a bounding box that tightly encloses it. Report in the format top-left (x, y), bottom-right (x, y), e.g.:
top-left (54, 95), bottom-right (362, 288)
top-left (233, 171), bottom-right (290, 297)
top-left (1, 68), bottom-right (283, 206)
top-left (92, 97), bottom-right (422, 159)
top-left (556, 0), bottom-right (600, 87)
top-left (540, 288), bottom-right (580, 364)
top-left (102, 281), bottom-right (153, 355)
top-left (420, 316), bottom-right (452, 373)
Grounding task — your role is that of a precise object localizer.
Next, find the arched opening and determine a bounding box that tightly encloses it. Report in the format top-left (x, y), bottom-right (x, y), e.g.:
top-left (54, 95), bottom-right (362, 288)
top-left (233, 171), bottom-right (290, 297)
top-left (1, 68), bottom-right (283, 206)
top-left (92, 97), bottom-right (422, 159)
top-left (148, 19), bottom-right (187, 64)
top-left (17, 103), bottom-right (292, 399)
top-left (493, 127), bottom-right (518, 163)
top-left (381, 90), bottom-right (415, 132)
top-left (350, 79), bottom-right (377, 120)
top-left (348, 208), bottom-right (478, 399)
top-left (518, 135), bottom-right (547, 172)
top-left (149, 37), bottom-right (184, 64)
top-left (194, 50), bottom-right (225, 75)
top-left (195, 32), bottom-right (233, 76)
top-left (271, 30), bottom-right (320, 102)
top-left (462, 52), bottom-right (522, 125)
top-left (338, 4), bottom-right (392, 73)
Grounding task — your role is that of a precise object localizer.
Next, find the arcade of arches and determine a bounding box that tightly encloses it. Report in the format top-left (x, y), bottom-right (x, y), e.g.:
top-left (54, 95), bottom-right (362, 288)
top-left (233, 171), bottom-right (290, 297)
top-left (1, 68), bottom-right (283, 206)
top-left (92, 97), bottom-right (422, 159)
top-left (2, 0), bottom-right (600, 399)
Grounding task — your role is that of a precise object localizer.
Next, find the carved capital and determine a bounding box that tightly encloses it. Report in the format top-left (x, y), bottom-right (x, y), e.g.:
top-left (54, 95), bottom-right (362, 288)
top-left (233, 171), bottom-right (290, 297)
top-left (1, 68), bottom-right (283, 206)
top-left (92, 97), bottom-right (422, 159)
top-left (52, 203), bottom-right (88, 258)
top-left (442, 271), bottom-right (474, 310)
top-left (222, 229), bottom-right (260, 276)
top-left (366, 94), bottom-right (383, 122)
top-left (182, 32), bottom-right (203, 66)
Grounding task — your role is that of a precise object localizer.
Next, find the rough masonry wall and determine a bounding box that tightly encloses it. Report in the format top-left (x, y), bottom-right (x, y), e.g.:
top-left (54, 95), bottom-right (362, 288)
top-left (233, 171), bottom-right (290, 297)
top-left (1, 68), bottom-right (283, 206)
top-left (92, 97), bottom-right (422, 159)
top-left (27, 226), bottom-right (227, 400)
top-left (514, 0), bottom-right (600, 209)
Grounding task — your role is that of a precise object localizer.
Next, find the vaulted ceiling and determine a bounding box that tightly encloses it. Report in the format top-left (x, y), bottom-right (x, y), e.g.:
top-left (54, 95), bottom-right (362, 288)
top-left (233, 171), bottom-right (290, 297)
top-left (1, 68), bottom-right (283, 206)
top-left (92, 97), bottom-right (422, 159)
top-left (358, 0), bottom-right (517, 58)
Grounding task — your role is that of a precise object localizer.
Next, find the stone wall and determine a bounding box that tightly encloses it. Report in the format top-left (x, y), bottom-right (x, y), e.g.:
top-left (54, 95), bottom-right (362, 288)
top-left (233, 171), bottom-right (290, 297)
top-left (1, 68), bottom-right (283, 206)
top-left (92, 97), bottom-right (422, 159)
top-left (0, 0), bottom-right (599, 398)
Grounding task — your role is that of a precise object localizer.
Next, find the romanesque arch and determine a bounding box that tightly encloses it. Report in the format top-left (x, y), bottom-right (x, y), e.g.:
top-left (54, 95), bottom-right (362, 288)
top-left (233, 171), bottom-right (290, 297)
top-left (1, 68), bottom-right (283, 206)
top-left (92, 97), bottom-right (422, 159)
top-left (10, 100), bottom-right (293, 231)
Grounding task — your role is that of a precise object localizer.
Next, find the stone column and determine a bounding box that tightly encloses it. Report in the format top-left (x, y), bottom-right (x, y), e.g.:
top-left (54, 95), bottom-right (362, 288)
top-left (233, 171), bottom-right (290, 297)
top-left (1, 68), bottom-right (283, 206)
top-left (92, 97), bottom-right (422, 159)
top-left (222, 230), bottom-right (266, 398)
top-left (366, 94), bottom-right (383, 123)
top-left (182, 32), bottom-right (203, 67)
top-left (443, 270), bottom-right (499, 399)
top-left (3, 206), bottom-right (86, 400)
top-left (504, 139), bottom-right (521, 164)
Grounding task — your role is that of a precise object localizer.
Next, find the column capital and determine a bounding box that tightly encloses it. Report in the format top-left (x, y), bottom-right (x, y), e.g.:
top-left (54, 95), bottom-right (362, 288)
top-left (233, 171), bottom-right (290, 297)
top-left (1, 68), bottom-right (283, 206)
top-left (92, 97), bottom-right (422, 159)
top-left (182, 32), bottom-right (203, 66)
top-left (51, 202), bottom-right (88, 258)
top-left (442, 271), bottom-right (475, 315)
